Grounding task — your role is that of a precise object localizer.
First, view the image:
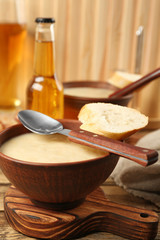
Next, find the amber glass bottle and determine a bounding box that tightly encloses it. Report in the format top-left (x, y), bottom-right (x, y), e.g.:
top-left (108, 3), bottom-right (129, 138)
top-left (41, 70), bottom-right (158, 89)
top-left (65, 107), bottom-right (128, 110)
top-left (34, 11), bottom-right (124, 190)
top-left (27, 18), bottom-right (63, 118)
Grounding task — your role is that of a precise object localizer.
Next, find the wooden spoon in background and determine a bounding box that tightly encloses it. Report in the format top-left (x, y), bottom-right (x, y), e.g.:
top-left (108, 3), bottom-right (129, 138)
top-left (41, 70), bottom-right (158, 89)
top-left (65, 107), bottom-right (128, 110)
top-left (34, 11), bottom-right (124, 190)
top-left (109, 68), bottom-right (160, 98)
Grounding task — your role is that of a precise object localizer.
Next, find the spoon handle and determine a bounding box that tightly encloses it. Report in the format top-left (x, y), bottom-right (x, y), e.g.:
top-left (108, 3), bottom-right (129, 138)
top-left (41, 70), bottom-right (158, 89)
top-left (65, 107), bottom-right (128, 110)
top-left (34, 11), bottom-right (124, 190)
top-left (67, 129), bottom-right (158, 166)
top-left (109, 68), bottom-right (160, 98)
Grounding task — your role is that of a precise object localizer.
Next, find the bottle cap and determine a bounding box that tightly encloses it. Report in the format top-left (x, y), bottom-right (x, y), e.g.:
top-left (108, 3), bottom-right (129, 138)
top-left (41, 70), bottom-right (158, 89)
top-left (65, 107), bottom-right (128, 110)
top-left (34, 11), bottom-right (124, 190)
top-left (35, 18), bottom-right (55, 23)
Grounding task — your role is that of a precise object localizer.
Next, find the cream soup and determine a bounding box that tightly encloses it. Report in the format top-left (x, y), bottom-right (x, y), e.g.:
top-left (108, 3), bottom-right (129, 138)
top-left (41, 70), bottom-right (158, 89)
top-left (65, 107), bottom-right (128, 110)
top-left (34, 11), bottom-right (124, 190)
top-left (0, 133), bottom-right (107, 163)
top-left (64, 87), bottom-right (113, 98)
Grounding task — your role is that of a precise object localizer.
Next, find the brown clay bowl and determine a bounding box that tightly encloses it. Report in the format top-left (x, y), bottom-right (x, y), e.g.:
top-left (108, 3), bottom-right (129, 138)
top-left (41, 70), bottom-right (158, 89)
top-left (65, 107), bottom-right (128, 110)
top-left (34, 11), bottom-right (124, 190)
top-left (0, 119), bottom-right (119, 210)
top-left (63, 81), bottom-right (133, 119)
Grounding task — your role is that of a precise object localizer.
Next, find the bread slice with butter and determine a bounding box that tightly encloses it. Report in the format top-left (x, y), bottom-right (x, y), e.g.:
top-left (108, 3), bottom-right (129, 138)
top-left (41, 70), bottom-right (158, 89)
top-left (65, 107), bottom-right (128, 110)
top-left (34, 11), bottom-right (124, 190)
top-left (78, 103), bottom-right (148, 140)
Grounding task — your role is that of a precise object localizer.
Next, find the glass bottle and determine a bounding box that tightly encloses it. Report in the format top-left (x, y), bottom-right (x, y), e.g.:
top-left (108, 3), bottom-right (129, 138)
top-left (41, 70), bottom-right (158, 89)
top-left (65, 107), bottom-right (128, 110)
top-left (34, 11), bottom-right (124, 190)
top-left (27, 18), bottom-right (64, 118)
top-left (0, 0), bottom-right (26, 109)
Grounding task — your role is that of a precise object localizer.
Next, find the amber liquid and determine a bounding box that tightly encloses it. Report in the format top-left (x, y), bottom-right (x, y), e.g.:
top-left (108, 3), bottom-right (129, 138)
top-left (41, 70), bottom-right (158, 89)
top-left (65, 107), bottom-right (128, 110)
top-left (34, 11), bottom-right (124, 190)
top-left (0, 23), bottom-right (26, 108)
top-left (27, 41), bottom-right (64, 119)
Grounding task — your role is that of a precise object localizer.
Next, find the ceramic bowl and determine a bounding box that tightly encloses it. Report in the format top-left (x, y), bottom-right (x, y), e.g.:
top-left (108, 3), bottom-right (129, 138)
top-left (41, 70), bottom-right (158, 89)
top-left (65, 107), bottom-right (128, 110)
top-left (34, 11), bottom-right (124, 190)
top-left (63, 81), bottom-right (132, 119)
top-left (0, 119), bottom-right (119, 210)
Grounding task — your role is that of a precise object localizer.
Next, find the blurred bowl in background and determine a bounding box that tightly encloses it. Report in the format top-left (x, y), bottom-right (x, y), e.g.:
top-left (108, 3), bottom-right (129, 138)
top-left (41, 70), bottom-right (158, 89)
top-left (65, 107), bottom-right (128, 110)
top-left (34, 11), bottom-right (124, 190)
top-left (63, 81), bottom-right (133, 119)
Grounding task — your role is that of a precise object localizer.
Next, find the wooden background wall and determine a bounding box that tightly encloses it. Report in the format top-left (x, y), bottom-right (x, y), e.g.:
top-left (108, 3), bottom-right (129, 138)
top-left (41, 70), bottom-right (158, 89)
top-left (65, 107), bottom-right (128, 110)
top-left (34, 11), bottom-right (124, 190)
top-left (22, 0), bottom-right (160, 127)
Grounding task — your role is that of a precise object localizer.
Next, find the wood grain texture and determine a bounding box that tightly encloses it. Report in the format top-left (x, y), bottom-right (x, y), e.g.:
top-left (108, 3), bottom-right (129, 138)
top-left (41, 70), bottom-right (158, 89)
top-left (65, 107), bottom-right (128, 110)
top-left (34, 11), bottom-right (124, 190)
top-left (68, 129), bottom-right (158, 166)
top-left (4, 186), bottom-right (159, 240)
top-left (25, 0), bottom-right (160, 77)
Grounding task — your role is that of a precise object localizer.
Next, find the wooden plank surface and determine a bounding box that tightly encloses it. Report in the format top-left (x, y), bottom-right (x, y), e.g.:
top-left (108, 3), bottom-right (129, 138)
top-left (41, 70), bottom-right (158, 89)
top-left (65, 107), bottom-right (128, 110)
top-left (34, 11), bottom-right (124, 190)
top-left (4, 186), bottom-right (158, 240)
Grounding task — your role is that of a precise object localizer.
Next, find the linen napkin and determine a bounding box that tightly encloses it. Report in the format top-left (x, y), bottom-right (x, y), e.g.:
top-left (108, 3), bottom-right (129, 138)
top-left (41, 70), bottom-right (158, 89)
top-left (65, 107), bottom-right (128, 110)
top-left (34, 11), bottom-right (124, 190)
top-left (111, 129), bottom-right (160, 207)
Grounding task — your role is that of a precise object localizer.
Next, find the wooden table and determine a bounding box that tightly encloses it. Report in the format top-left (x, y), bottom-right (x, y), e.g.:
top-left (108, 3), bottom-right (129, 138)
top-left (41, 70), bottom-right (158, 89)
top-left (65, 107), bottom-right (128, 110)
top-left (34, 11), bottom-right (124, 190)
top-left (0, 112), bottom-right (160, 239)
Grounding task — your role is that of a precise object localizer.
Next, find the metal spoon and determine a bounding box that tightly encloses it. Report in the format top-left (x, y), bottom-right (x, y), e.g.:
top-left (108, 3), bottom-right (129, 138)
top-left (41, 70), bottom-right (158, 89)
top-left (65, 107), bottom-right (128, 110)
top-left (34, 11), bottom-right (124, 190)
top-left (18, 110), bottom-right (158, 167)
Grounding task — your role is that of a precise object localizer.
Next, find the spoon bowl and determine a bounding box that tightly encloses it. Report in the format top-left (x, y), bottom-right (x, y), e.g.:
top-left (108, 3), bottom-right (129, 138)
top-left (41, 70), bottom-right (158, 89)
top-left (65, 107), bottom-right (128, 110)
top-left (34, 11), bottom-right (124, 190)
top-left (18, 110), bottom-right (63, 135)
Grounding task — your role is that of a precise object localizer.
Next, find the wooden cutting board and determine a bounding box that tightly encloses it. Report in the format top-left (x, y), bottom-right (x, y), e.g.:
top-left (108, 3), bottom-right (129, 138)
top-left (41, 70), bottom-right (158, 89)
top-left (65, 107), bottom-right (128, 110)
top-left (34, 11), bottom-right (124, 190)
top-left (4, 185), bottom-right (159, 240)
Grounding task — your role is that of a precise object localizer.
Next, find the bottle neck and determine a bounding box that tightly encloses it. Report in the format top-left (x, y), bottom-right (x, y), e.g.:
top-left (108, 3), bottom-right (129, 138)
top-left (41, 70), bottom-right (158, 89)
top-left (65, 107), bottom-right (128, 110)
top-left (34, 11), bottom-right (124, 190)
top-left (33, 23), bottom-right (56, 77)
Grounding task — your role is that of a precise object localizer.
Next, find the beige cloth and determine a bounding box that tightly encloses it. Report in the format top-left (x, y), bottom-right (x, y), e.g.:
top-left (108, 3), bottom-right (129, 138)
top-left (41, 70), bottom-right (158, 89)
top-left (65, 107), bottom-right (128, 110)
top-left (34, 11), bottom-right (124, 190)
top-left (111, 129), bottom-right (160, 207)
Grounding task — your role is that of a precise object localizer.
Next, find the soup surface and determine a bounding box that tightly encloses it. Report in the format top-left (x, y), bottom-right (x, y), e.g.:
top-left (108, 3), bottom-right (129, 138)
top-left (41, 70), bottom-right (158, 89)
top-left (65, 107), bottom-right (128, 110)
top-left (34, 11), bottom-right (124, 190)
top-left (64, 87), bottom-right (113, 98)
top-left (0, 133), bottom-right (107, 163)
